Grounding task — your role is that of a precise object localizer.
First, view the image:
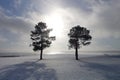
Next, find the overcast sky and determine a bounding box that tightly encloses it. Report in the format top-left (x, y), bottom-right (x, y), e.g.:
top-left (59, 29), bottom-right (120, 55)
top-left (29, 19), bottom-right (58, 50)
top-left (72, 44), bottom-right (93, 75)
top-left (0, 0), bottom-right (120, 52)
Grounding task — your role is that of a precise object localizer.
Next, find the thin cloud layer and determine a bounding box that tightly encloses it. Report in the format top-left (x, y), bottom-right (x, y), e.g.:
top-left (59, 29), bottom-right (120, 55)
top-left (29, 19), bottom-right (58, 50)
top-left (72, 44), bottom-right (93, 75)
top-left (0, 0), bottom-right (120, 52)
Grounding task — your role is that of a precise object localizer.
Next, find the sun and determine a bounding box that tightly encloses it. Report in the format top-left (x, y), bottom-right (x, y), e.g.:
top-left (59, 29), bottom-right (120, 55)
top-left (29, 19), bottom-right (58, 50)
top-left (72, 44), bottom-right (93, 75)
top-left (45, 12), bottom-right (65, 38)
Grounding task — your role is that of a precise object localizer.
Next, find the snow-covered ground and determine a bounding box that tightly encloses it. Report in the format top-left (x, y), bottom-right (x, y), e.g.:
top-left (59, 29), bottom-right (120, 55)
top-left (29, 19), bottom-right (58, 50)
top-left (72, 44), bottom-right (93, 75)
top-left (0, 52), bottom-right (120, 80)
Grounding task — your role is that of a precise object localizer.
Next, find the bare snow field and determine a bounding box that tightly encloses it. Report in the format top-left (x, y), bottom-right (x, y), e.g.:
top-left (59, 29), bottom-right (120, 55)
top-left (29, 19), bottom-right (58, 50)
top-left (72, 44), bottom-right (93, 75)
top-left (0, 52), bottom-right (120, 80)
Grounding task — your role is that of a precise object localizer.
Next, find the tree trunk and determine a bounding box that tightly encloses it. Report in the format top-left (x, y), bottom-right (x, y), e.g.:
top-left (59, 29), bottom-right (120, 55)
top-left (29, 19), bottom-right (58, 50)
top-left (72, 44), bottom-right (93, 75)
top-left (40, 49), bottom-right (43, 60)
top-left (75, 38), bottom-right (78, 60)
top-left (75, 46), bottom-right (78, 60)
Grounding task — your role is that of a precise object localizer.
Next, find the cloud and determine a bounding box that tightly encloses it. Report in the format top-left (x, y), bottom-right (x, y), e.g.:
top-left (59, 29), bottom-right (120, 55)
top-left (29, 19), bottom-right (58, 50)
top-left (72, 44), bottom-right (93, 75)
top-left (0, 35), bottom-right (7, 42)
top-left (22, 0), bottom-right (120, 51)
top-left (52, 0), bottom-right (120, 39)
top-left (0, 0), bottom-right (120, 52)
top-left (54, 0), bottom-right (120, 39)
top-left (0, 11), bottom-right (33, 32)
top-left (0, 7), bottom-right (34, 52)
top-left (13, 0), bottom-right (22, 9)
top-left (87, 0), bottom-right (120, 38)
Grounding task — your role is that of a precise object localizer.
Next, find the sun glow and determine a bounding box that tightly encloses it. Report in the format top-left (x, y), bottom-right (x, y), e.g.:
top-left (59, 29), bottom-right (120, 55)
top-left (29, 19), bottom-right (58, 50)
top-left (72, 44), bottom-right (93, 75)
top-left (45, 12), bottom-right (65, 38)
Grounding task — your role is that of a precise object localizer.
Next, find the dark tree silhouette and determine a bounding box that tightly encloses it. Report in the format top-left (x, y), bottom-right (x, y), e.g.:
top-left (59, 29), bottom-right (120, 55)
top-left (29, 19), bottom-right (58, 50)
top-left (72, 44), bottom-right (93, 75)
top-left (68, 25), bottom-right (92, 60)
top-left (30, 22), bottom-right (55, 60)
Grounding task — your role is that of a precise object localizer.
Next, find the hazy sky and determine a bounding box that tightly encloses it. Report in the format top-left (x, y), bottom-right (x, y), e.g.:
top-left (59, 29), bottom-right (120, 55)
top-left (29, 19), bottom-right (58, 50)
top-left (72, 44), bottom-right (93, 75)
top-left (0, 0), bottom-right (120, 52)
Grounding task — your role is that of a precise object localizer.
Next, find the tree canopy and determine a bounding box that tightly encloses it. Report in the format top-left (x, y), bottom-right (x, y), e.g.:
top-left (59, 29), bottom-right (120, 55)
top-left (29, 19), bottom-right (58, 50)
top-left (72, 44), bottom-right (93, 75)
top-left (30, 22), bottom-right (55, 59)
top-left (68, 25), bottom-right (92, 60)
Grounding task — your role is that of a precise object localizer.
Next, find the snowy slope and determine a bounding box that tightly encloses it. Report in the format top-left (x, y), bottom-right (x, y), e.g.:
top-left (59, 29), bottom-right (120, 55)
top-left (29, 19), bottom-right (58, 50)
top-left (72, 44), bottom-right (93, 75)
top-left (0, 53), bottom-right (120, 80)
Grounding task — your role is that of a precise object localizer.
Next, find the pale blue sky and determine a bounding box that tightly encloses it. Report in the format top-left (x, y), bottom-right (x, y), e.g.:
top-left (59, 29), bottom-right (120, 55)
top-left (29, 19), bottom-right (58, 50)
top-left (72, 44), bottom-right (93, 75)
top-left (0, 0), bottom-right (120, 52)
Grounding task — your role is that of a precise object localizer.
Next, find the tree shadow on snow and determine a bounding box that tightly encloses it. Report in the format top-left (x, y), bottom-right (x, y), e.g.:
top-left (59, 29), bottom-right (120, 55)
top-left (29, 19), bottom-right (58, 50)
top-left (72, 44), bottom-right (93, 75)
top-left (0, 60), bottom-right (57, 80)
top-left (79, 59), bottom-right (120, 80)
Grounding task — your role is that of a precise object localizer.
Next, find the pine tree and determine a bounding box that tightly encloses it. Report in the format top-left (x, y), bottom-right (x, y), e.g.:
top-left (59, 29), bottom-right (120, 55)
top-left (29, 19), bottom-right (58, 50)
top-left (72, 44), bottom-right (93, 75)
top-left (68, 25), bottom-right (92, 60)
top-left (30, 22), bottom-right (55, 60)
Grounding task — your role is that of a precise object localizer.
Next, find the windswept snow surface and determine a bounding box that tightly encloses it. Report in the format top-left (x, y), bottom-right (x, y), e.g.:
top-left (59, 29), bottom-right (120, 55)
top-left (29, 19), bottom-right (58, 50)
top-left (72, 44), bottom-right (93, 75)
top-left (0, 52), bottom-right (120, 80)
